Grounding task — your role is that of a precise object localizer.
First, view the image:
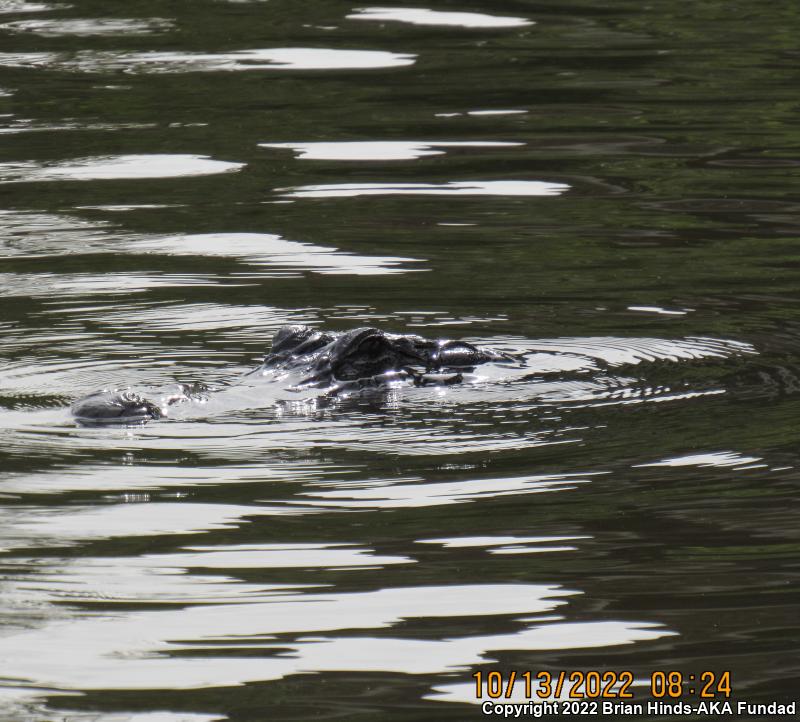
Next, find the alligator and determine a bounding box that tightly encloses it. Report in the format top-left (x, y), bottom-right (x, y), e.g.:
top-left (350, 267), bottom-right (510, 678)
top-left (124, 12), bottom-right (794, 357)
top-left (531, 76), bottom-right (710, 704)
top-left (70, 325), bottom-right (516, 424)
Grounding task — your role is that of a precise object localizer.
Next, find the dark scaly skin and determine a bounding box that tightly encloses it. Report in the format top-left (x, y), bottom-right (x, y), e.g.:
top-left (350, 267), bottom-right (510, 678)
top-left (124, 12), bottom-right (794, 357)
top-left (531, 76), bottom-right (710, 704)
top-left (71, 325), bottom-right (514, 424)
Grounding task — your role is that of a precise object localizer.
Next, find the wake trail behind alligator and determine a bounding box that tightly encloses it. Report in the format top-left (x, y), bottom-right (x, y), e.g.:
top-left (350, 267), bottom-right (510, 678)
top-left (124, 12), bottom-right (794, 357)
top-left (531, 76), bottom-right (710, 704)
top-left (136, 334), bottom-right (758, 421)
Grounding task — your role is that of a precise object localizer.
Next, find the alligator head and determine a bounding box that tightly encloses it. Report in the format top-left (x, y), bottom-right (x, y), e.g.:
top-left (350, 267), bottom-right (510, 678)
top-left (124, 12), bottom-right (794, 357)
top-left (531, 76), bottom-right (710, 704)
top-left (70, 325), bottom-right (515, 424)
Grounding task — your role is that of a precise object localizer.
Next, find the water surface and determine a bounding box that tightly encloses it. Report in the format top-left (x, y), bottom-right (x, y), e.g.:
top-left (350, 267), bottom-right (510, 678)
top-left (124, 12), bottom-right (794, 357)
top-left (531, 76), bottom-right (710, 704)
top-left (1, 1), bottom-right (799, 720)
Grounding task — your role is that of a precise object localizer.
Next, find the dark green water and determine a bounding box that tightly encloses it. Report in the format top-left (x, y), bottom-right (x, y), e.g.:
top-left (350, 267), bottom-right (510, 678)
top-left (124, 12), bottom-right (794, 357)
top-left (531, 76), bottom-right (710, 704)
top-left (1, 1), bottom-right (799, 720)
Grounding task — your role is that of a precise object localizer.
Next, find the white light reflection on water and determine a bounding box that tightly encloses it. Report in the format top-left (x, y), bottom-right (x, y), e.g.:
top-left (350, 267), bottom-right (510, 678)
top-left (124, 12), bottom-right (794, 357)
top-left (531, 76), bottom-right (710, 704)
top-left (76, 204), bottom-right (183, 211)
top-left (0, 209), bottom-right (116, 257)
top-left (347, 7), bottom-right (534, 29)
top-left (0, 119), bottom-right (157, 135)
top-left (418, 534), bottom-right (590, 554)
top-left (434, 109), bottom-right (529, 118)
top-left (635, 450), bottom-right (763, 468)
top-left (0, 545), bottom-right (408, 610)
top-left (0, 696), bottom-right (221, 722)
top-left (417, 535), bottom-right (589, 547)
top-left (0, 17), bottom-right (173, 36)
top-left (0, 458), bottom-right (341, 496)
top-left (279, 180), bottom-right (569, 198)
top-left (0, 154), bottom-right (244, 183)
top-left (0, 579), bottom-right (673, 692)
top-left (0, 48), bottom-right (416, 73)
top-left (1, 212), bottom-right (423, 275)
top-left (131, 232), bottom-right (423, 275)
top-left (628, 304), bottom-right (692, 316)
top-left (287, 473), bottom-right (598, 509)
top-left (0, 0), bottom-right (68, 12)
top-left (469, 109), bottom-right (529, 116)
top-left (260, 140), bottom-right (523, 161)
top-left (0, 271), bottom-right (233, 297)
top-left (0, 688), bottom-right (223, 722)
top-left (69, 300), bottom-right (311, 336)
top-left (0, 503), bottom-right (320, 552)
top-left (145, 543), bottom-right (414, 569)
top-left (1, 557), bottom-right (318, 606)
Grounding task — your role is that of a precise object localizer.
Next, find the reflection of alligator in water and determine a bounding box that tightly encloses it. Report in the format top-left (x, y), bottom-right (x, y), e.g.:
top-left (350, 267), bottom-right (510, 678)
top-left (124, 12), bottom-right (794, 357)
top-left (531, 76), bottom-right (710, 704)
top-left (70, 325), bottom-right (516, 424)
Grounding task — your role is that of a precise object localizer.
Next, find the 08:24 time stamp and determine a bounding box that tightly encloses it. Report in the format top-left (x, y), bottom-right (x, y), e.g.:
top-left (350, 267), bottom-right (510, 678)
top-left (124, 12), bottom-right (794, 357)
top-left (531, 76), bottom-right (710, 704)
top-left (473, 670), bottom-right (732, 700)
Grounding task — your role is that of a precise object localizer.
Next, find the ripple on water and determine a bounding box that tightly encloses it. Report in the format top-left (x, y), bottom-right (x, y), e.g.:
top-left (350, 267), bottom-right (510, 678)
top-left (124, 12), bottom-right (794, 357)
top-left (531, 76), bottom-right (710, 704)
top-left (1, 329), bottom-right (758, 466)
top-left (627, 304), bottom-right (692, 316)
top-left (130, 233), bottom-right (423, 275)
top-left (0, 210), bottom-right (120, 257)
top-left (0, 0), bottom-right (793, 717)
top-left (0, 271), bottom-right (231, 297)
top-left (0, 17), bottom-right (174, 36)
top-left (417, 534), bottom-right (591, 555)
top-left (346, 7), bottom-right (535, 29)
top-left (0, 502), bottom-right (318, 551)
top-left (524, 335), bottom-right (756, 366)
top-left (0, 300), bottom-right (312, 405)
top-left (0, 691), bottom-right (221, 722)
top-left (260, 140), bottom-right (524, 161)
top-left (76, 301), bottom-right (310, 335)
top-left (0, 577), bottom-right (673, 692)
top-left (0, 212), bottom-right (423, 275)
top-left (0, 154), bottom-right (244, 183)
top-left (466, 109), bottom-right (529, 116)
top-left (278, 180), bottom-right (569, 198)
top-left (0, 118), bottom-right (157, 135)
top-left (134, 543), bottom-right (412, 571)
top-left (0, 455), bottom-right (345, 495)
top-left (634, 450), bottom-right (764, 469)
top-left (0, 0), bottom-right (69, 13)
top-left (284, 472), bottom-right (598, 509)
top-left (435, 109), bottom-right (530, 118)
top-left (0, 557), bottom-right (317, 607)
top-left (0, 48), bottom-right (416, 73)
